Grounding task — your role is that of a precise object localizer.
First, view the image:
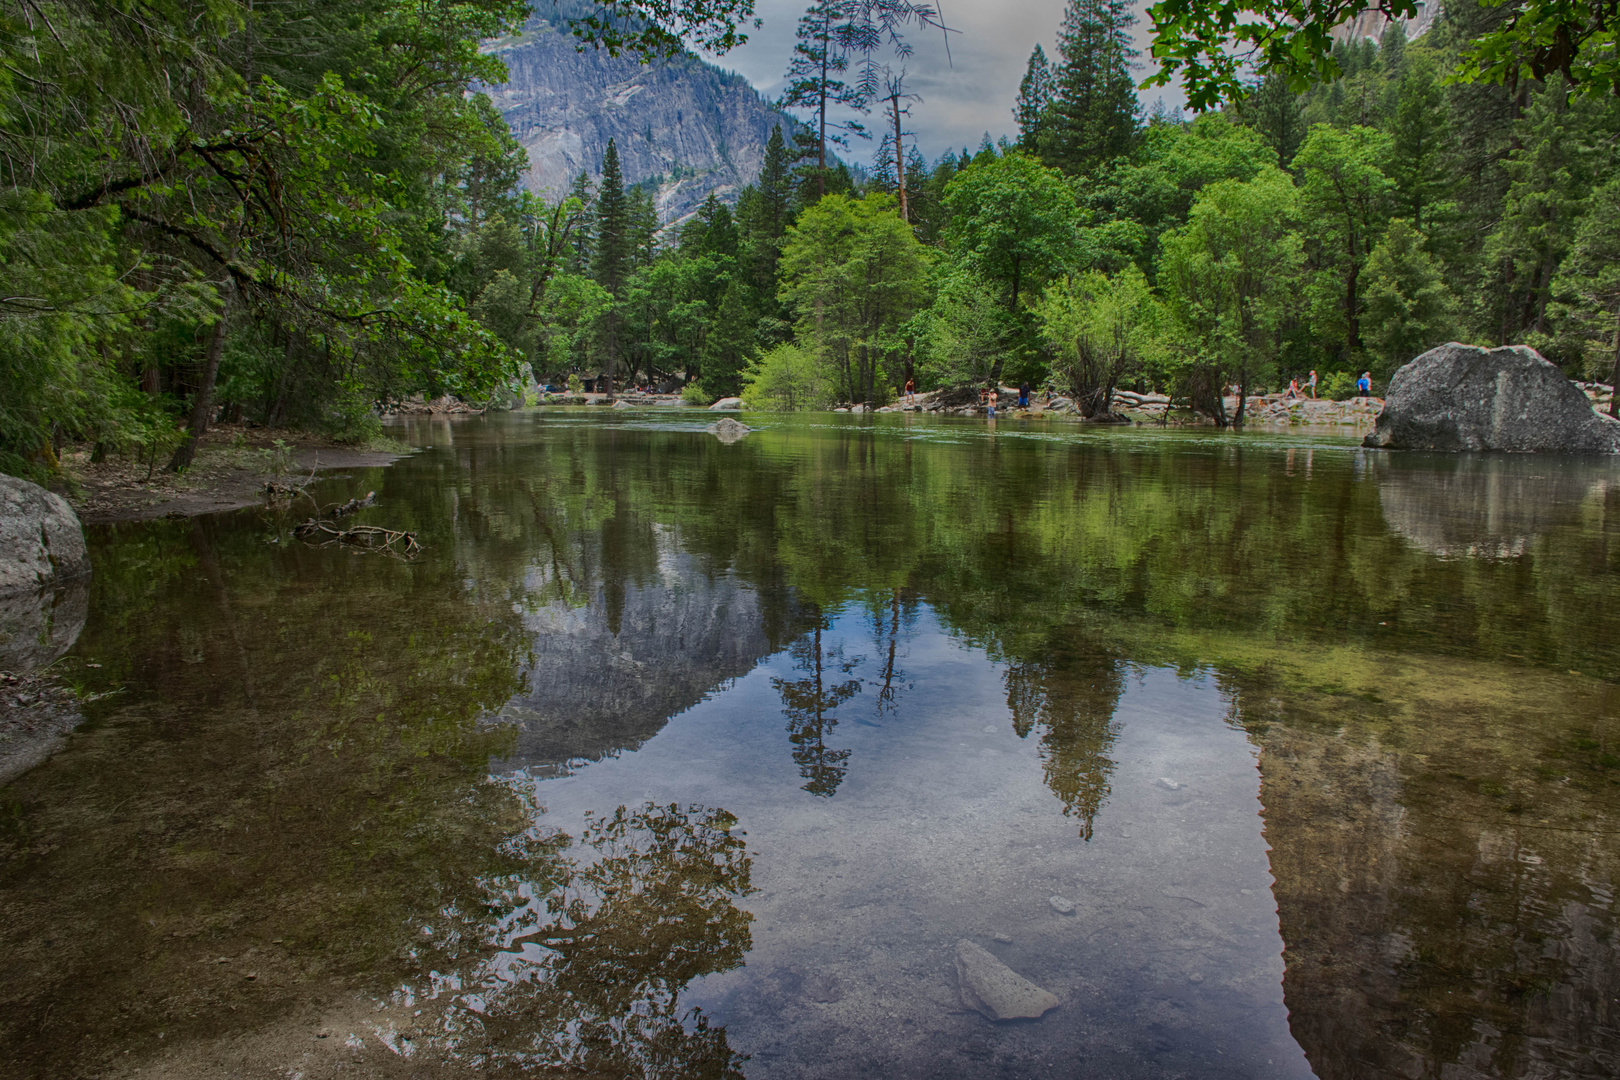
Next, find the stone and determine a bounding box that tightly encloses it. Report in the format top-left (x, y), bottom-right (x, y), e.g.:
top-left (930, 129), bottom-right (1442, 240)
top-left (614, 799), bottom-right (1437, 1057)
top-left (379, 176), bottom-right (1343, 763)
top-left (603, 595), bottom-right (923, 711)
top-left (954, 939), bottom-right (1059, 1021)
top-left (707, 397), bottom-right (744, 411)
top-left (1363, 342), bottom-right (1620, 453)
top-left (1, 475), bottom-right (91, 671)
top-left (708, 417), bottom-right (751, 444)
top-left (611, 399), bottom-right (635, 409)
top-left (0, 474), bottom-right (88, 597)
top-left (1157, 777), bottom-right (1182, 790)
top-left (1048, 895), bottom-right (1075, 915)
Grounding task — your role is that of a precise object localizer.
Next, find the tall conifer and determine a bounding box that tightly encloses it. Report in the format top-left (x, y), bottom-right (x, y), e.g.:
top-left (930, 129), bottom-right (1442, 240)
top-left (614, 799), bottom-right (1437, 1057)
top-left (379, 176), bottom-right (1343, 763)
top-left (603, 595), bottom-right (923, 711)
top-left (592, 139), bottom-right (630, 396)
top-left (1015, 45), bottom-right (1053, 151)
top-left (781, 1), bottom-right (867, 199)
top-left (1041, 0), bottom-right (1139, 176)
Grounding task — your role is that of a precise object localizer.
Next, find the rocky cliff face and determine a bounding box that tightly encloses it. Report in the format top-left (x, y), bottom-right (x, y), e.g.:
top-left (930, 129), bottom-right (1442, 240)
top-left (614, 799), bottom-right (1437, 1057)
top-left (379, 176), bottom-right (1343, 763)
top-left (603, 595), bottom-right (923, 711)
top-left (481, 12), bottom-right (800, 224)
top-left (1331, 1), bottom-right (1440, 44)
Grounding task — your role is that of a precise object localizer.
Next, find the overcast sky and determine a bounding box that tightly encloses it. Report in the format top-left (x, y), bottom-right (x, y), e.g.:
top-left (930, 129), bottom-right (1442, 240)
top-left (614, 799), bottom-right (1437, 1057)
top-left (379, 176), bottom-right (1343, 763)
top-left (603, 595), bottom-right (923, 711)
top-left (698, 0), bottom-right (1184, 164)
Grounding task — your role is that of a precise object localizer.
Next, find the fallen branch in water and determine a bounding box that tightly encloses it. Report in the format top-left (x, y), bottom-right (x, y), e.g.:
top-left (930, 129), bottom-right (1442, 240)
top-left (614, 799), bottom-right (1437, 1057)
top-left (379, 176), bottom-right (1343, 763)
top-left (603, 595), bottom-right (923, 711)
top-left (326, 490), bottom-right (376, 520)
top-left (291, 519), bottom-right (421, 559)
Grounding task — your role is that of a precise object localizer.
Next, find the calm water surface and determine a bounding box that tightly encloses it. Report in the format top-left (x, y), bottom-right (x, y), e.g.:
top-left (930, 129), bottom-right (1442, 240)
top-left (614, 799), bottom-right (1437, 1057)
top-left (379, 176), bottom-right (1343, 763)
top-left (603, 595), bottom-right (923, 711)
top-left (3, 410), bottom-right (1619, 1080)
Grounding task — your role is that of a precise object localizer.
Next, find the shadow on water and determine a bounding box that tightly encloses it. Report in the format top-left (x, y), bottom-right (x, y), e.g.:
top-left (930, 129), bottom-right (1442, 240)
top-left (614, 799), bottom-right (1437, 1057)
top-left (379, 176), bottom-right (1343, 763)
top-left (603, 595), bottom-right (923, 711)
top-left (0, 410), bottom-right (1617, 1078)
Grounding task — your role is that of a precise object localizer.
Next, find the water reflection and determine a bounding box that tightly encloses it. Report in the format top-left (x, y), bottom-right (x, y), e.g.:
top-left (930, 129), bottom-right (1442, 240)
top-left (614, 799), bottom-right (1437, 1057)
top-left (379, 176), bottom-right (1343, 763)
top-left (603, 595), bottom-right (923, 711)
top-left (1003, 632), bottom-right (1124, 841)
top-left (774, 618), bottom-right (860, 797)
top-left (434, 801), bottom-right (753, 1077)
top-left (1375, 452), bottom-right (1614, 559)
top-left (4, 411), bottom-right (1620, 1078)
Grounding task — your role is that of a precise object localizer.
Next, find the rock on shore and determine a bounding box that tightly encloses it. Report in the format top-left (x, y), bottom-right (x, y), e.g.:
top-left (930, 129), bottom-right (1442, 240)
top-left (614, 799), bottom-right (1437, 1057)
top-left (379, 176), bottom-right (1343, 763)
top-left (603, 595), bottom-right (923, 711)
top-left (0, 474), bottom-right (89, 596)
top-left (1364, 343), bottom-right (1620, 453)
top-left (2, 474), bottom-right (91, 672)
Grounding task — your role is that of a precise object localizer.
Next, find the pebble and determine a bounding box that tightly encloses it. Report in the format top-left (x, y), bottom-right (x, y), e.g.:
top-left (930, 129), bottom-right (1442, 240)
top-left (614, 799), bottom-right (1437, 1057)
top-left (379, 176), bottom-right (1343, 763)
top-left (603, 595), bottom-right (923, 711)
top-left (991, 932), bottom-right (1013, 944)
top-left (1188, 973), bottom-right (1205, 984)
top-left (1048, 895), bottom-right (1075, 915)
top-left (1157, 777), bottom-right (1182, 790)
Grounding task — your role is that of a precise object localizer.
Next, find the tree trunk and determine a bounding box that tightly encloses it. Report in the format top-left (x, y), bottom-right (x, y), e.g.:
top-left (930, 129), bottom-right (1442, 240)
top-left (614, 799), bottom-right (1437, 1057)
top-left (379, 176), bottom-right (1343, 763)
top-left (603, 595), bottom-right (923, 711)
top-left (891, 92), bottom-right (908, 222)
top-left (168, 287), bottom-right (234, 472)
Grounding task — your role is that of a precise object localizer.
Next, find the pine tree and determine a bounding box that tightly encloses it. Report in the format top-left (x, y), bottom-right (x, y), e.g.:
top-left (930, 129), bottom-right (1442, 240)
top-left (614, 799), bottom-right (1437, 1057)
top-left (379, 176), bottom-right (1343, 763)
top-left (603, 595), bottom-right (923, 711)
top-left (1015, 45), bottom-right (1053, 151)
top-left (1041, 0), bottom-right (1139, 176)
top-left (565, 171), bottom-right (596, 273)
top-left (1238, 71), bottom-right (1305, 167)
top-left (592, 140), bottom-right (630, 293)
top-left (592, 139), bottom-right (630, 396)
top-left (626, 185), bottom-right (659, 269)
top-left (1386, 54), bottom-right (1452, 235)
top-left (780, 1), bottom-right (867, 199)
top-left (758, 126), bottom-right (793, 239)
top-left (702, 277), bottom-right (756, 398)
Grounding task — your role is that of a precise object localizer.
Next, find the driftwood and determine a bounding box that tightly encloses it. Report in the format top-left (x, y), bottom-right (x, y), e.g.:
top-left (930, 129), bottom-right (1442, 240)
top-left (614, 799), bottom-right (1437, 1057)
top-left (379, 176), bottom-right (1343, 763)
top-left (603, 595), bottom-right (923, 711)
top-left (326, 491), bottom-right (376, 519)
top-left (292, 519), bottom-right (421, 559)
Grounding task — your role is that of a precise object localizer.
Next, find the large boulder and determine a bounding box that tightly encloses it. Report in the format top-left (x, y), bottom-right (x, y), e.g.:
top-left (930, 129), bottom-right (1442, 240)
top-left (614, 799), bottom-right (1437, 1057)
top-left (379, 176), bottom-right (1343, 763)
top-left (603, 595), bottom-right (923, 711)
top-left (707, 397), bottom-right (744, 411)
top-left (1364, 343), bottom-right (1620, 453)
top-left (1, 474), bottom-right (91, 671)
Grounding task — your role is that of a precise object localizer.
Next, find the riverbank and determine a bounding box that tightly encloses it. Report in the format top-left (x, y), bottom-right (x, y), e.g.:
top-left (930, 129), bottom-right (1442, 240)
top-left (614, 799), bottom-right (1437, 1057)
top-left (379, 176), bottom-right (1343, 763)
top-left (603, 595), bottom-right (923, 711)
top-left (59, 424), bottom-right (410, 525)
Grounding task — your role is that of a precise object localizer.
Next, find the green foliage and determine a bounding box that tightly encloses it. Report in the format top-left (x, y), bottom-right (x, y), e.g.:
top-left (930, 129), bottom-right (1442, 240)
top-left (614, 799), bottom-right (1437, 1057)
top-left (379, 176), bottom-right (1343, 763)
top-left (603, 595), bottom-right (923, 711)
top-left (1145, 0), bottom-right (1620, 108)
top-left (1036, 266), bottom-right (1168, 416)
top-left (914, 269), bottom-right (1016, 389)
top-left (1015, 45), bottom-right (1055, 151)
top-left (1362, 220), bottom-right (1458, 375)
top-left (741, 343), bottom-right (834, 411)
top-left (779, 193), bottom-right (929, 405)
top-left (1040, 0), bottom-right (1140, 175)
top-left (942, 153), bottom-right (1089, 314)
top-left (1321, 369), bottom-right (1356, 399)
top-left (1294, 124), bottom-right (1394, 357)
top-left (1159, 167), bottom-right (1304, 419)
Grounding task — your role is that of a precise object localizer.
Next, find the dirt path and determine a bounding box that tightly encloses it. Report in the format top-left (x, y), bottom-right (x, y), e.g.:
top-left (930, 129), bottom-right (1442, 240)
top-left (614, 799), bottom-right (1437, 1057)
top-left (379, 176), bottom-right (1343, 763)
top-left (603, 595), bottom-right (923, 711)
top-left (60, 424), bottom-right (409, 525)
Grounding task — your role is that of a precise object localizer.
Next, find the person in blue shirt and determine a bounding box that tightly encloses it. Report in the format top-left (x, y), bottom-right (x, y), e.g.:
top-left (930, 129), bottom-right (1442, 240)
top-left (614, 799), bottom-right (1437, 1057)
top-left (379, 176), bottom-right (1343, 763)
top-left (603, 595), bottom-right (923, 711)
top-left (1357, 371), bottom-right (1372, 396)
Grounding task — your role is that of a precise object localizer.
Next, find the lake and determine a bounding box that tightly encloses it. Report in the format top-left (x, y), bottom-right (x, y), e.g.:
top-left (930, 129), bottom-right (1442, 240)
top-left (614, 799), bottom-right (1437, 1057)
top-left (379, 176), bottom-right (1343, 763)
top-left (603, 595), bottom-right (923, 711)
top-left (3, 409), bottom-right (1618, 1080)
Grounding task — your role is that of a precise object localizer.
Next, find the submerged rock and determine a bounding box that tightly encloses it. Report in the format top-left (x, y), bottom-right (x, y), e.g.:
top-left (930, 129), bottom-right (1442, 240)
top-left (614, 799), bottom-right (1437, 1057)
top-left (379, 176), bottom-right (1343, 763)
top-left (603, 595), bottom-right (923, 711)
top-left (1363, 343), bottom-right (1620, 453)
top-left (1048, 895), bottom-right (1076, 915)
top-left (955, 939), bottom-right (1059, 1021)
top-left (708, 417), bottom-right (751, 443)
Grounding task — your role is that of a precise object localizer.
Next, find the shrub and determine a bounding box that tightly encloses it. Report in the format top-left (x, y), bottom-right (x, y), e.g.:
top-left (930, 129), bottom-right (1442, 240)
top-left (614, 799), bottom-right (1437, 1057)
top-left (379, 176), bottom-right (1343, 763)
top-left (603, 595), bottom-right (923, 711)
top-left (741, 344), bottom-right (834, 411)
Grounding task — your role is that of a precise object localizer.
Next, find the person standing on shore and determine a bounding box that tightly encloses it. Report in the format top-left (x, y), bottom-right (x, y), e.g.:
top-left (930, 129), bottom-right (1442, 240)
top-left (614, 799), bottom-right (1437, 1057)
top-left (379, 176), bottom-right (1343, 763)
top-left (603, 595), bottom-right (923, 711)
top-left (987, 385), bottom-right (998, 418)
top-left (1306, 370), bottom-right (1318, 399)
top-left (1357, 371), bottom-right (1372, 397)
top-left (905, 377), bottom-right (915, 406)
top-left (1018, 382), bottom-right (1030, 409)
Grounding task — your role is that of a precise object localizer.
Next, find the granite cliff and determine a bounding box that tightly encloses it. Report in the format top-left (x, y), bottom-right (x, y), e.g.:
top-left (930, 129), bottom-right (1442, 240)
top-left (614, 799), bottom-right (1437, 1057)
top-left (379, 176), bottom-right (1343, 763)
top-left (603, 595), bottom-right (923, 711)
top-left (1331, 0), bottom-right (1440, 44)
top-left (481, 8), bottom-right (800, 224)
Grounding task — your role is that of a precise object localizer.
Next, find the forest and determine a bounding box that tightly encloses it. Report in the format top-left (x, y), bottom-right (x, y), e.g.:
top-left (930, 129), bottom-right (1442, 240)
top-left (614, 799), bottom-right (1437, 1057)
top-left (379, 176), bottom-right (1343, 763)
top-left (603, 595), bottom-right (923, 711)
top-left (3, 0), bottom-right (1619, 478)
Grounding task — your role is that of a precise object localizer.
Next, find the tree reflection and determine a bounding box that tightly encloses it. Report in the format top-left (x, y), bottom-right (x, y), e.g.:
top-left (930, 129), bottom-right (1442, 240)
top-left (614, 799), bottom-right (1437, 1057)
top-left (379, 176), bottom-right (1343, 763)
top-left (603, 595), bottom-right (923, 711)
top-left (439, 802), bottom-right (754, 1078)
top-left (774, 620), bottom-right (861, 797)
top-left (1004, 637), bottom-right (1125, 841)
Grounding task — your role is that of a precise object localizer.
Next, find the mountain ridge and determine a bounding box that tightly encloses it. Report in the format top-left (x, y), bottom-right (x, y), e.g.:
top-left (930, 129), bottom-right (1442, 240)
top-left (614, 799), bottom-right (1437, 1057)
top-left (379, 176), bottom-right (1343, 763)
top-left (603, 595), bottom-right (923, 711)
top-left (480, 11), bottom-right (801, 223)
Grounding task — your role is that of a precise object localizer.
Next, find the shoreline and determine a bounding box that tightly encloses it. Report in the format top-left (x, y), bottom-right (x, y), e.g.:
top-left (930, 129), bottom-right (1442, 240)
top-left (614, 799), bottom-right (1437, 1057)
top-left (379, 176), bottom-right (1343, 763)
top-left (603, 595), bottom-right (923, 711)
top-left (59, 423), bottom-right (411, 525)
